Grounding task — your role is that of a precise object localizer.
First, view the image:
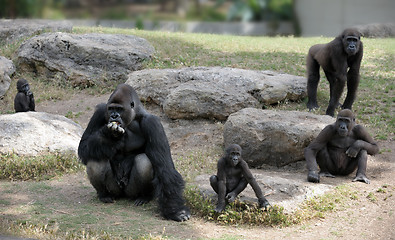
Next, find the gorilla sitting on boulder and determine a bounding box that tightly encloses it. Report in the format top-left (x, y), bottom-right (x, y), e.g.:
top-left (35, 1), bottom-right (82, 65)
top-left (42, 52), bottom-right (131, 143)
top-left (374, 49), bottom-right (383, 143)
top-left (78, 84), bottom-right (190, 222)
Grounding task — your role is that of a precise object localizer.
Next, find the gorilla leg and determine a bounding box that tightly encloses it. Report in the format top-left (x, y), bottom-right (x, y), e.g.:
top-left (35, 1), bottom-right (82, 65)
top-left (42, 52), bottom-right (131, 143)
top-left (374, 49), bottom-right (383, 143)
top-left (306, 56), bottom-right (320, 110)
top-left (351, 150), bottom-right (370, 184)
top-left (209, 175), bottom-right (219, 193)
top-left (325, 72), bottom-right (346, 116)
top-left (316, 147), bottom-right (336, 178)
top-left (86, 161), bottom-right (122, 203)
top-left (124, 154), bottom-right (154, 205)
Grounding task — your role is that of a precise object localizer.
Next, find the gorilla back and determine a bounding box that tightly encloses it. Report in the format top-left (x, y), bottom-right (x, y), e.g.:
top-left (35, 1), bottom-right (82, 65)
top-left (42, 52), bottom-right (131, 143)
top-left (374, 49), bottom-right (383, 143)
top-left (78, 84), bottom-right (190, 222)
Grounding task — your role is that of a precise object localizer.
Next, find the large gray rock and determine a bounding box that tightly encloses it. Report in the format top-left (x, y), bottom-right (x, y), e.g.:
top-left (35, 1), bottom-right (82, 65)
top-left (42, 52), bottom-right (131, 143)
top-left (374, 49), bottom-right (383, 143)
top-left (223, 108), bottom-right (334, 167)
top-left (0, 19), bottom-right (73, 45)
top-left (0, 112), bottom-right (83, 156)
top-left (126, 67), bottom-right (307, 120)
top-left (0, 56), bottom-right (15, 97)
top-left (17, 32), bottom-right (155, 87)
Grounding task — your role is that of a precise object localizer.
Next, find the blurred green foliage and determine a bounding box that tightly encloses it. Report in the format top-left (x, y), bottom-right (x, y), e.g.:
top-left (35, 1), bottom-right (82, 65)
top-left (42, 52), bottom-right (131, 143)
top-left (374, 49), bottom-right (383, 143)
top-left (0, 0), bottom-right (64, 19)
top-left (217, 0), bottom-right (293, 21)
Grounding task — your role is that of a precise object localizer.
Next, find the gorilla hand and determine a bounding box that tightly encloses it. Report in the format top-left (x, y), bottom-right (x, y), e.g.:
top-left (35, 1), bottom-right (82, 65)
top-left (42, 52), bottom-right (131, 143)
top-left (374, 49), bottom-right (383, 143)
top-left (258, 198), bottom-right (270, 210)
top-left (107, 122), bottom-right (125, 134)
top-left (226, 192), bottom-right (237, 203)
top-left (307, 170), bottom-right (320, 183)
top-left (352, 173), bottom-right (370, 184)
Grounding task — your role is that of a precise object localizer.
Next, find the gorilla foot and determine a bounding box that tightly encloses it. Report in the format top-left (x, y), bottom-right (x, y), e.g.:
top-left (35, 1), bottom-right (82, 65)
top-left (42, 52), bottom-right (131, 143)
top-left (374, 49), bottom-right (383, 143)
top-left (166, 208), bottom-right (191, 222)
top-left (319, 171), bottom-right (336, 178)
top-left (98, 195), bottom-right (115, 203)
top-left (134, 196), bottom-right (152, 206)
top-left (352, 174), bottom-right (370, 184)
top-left (307, 102), bottom-right (319, 111)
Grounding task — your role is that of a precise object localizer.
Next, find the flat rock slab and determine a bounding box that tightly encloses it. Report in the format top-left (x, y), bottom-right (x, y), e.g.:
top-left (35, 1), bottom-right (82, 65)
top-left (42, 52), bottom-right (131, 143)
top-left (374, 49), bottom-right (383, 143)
top-left (195, 169), bottom-right (336, 213)
top-left (17, 32), bottom-right (155, 87)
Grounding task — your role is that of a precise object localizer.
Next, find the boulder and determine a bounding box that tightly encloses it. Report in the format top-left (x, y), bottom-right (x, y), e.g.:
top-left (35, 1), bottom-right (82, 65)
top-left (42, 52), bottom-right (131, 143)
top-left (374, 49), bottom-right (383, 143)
top-left (17, 32), bottom-right (155, 87)
top-left (126, 67), bottom-right (307, 120)
top-left (0, 19), bottom-right (73, 45)
top-left (223, 108), bottom-right (334, 167)
top-left (0, 56), bottom-right (15, 97)
top-left (0, 112), bottom-right (83, 156)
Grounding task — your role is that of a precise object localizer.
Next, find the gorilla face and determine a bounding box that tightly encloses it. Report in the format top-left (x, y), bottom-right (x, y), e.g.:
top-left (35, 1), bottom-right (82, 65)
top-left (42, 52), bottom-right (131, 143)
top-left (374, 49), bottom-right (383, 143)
top-left (336, 109), bottom-right (355, 137)
top-left (342, 30), bottom-right (361, 56)
top-left (106, 85), bottom-right (136, 131)
top-left (226, 144), bottom-right (242, 167)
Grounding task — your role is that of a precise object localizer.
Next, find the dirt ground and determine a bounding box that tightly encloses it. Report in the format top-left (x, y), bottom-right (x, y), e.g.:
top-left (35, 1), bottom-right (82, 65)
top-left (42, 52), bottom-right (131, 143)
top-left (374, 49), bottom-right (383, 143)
top-left (29, 93), bottom-right (395, 239)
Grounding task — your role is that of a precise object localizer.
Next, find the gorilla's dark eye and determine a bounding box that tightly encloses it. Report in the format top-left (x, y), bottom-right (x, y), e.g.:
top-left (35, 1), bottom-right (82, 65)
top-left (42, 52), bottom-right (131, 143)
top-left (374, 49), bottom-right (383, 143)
top-left (131, 102), bottom-right (135, 108)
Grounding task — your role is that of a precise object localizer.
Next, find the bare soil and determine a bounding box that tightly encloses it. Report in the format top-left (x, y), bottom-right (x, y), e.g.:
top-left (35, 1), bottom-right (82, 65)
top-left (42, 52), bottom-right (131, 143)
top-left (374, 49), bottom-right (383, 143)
top-left (11, 93), bottom-right (395, 239)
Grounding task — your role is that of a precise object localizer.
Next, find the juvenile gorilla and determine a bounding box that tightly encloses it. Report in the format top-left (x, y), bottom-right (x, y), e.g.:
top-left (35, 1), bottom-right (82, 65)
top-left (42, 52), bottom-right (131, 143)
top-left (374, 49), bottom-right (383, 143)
top-left (210, 144), bottom-right (270, 212)
top-left (78, 84), bottom-right (190, 222)
top-left (305, 109), bottom-right (379, 184)
top-left (306, 28), bottom-right (363, 116)
top-left (14, 78), bottom-right (35, 112)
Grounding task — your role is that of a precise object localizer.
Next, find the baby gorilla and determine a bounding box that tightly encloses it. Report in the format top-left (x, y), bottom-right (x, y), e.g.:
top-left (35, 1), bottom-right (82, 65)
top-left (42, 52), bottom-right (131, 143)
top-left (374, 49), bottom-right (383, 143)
top-left (14, 78), bottom-right (35, 112)
top-left (210, 144), bottom-right (270, 212)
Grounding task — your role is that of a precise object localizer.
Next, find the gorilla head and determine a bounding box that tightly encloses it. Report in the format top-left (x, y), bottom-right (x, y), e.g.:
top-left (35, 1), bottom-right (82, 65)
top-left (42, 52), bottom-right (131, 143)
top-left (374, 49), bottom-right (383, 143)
top-left (336, 109), bottom-right (355, 137)
top-left (16, 78), bottom-right (31, 95)
top-left (105, 84), bottom-right (141, 136)
top-left (226, 144), bottom-right (242, 167)
top-left (341, 28), bottom-right (362, 56)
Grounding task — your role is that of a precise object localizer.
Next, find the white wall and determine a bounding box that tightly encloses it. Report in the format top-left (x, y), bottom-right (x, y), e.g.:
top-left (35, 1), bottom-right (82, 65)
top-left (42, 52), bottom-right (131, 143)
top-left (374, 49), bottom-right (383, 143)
top-left (295, 0), bottom-right (395, 36)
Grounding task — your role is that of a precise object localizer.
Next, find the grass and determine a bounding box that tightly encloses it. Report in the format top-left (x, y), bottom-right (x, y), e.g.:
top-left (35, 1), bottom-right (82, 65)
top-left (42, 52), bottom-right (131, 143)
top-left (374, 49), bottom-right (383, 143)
top-left (0, 26), bottom-right (394, 238)
top-left (0, 153), bottom-right (83, 181)
top-left (2, 26), bottom-right (393, 139)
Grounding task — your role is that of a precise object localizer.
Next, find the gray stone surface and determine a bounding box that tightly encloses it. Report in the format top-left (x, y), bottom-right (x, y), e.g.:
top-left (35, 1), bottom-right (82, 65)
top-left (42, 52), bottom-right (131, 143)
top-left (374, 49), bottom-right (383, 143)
top-left (17, 32), bottom-right (154, 87)
top-left (0, 56), bottom-right (15, 97)
top-left (224, 108), bottom-right (334, 167)
top-left (0, 19), bottom-right (73, 44)
top-left (126, 67), bottom-right (307, 120)
top-left (0, 112), bottom-right (83, 156)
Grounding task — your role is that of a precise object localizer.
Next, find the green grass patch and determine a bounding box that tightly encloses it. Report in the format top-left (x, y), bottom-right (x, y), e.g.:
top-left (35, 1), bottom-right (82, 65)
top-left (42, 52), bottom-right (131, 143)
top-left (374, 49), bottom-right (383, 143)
top-left (184, 184), bottom-right (357, 227)
top-left (0, 153), bottom-right (83, 181)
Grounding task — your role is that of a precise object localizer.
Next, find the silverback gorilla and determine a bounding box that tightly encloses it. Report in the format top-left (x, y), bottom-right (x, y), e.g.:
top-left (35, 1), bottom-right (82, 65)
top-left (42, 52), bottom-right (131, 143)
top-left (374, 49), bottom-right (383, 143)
top-left (210, 144), bottom-right (270, 212)
top-left (305, 109), bottom-right (379, 184)
top-left (78, 84), bottom-right (190, 221)
top-left (14, 78), bottom-right (35, 112)
top-left (306, 28), bottom-right (363, 116)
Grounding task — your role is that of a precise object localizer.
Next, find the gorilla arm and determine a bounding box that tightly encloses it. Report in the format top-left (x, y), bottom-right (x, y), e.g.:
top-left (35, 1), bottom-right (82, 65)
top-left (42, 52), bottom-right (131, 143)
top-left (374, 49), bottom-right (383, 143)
top-left (238, 160), bottom-right (270, 209)
top-left (346, 125), bottom-right (379, 158)
top-left (78, 103), bottom-right (122, 164)
top-left (140, 113), bottom-right (191, 222)
top-left (304, 125), bottom-right (336, 183)
top-left (213, 157), bottom-right (228, 212)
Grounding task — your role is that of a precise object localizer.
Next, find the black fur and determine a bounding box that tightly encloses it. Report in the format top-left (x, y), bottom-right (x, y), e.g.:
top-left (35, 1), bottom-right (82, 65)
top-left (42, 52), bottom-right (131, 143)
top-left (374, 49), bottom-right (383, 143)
top-left (78, 84), bottom-right (190, 221)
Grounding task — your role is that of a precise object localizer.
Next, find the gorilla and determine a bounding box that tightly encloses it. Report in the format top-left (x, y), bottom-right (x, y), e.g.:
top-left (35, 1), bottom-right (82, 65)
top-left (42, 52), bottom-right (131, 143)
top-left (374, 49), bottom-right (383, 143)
top-left (306, 28), bottom-right (363, 116)
top-left (14, 78), bottom-right (35, 112)
top-left (305, 109), bottom-right (379, 184)
top-left (78, 84), bottom-right (190, 221)
top-left (210, 144), bottom-right (270, 213)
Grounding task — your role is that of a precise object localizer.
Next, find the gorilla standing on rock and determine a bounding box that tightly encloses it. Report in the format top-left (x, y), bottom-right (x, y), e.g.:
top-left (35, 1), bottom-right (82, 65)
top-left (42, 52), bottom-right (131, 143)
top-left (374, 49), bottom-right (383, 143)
top-left (78, 84), bottom-right (190, 222)
top-left (306, 28), bottom-right (363, 116)
top-left (305, 109), bottom-right (379, 184)
top-left (14, 78), bottom-right (35, 112)
top-left (210, 144), bottom-right (270, 212)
